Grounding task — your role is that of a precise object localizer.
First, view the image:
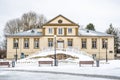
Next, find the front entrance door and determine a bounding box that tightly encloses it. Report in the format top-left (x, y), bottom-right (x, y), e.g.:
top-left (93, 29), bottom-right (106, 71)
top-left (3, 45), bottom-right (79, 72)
top-left (57, 41), bottom-right (64, 49)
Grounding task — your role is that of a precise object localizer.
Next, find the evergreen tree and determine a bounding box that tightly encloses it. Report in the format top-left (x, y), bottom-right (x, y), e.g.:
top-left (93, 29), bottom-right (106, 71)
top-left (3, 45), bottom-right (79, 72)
top-left (106, 24), bottom-right (119, 56)
top-left (86, 23), bottom-right (95, 31)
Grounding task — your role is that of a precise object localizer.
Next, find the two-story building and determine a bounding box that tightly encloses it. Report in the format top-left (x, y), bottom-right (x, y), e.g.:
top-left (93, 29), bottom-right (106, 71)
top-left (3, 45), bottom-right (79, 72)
top-left (6, 15), bottom-right (114, 60)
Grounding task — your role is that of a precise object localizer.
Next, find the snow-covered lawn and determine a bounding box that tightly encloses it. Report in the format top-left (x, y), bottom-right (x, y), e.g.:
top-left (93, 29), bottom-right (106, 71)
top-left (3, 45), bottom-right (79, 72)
top-left (0, 60), bottom-right (120, 80)
top-left (1, 50), bottom-right (120, 80)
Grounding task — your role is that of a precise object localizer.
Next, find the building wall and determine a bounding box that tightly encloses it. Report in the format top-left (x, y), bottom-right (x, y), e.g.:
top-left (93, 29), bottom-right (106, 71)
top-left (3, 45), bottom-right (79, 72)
top-left (7, 36), bottom-right (114, 60)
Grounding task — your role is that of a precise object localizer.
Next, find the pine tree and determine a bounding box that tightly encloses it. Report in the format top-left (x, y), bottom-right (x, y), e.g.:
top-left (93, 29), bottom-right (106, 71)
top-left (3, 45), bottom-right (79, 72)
top-left (106, 24), bottom-right (119, 56)
top-left (86, 23), bottom-right (95, 31)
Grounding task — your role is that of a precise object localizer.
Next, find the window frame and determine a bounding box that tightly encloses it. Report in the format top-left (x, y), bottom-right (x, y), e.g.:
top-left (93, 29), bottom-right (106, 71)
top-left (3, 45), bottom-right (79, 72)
top-left (81, 39), bottom-right (87, 49)
top-left (102, 39), bottom-right (108, 49)
top-left (67, 39), bottom-right (73, 47)
top-left (92, 38), bottom-right (97, 49)
top-left (13, 38), bottom-right (19, 49)
top-left (24, 38), bottom-right (29, 49)
top-left (58, 28), bottom-right (63, 35)
top-left (48, 38), bottom-right (53, 47)
top-left (48, 28), bottom-right (53, 34)
top-left (34, 38), bottom-right (39, 49)
top-left (68, 28), bottom-right (72, 34)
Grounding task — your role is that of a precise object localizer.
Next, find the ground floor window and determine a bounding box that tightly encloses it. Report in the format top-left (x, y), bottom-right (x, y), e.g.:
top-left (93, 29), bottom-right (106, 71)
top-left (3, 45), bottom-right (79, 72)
top-left (24, 38), bottom-right (29, 49)
top-left (81, 39), bottom-right (87, 49)
top-left (13, 38), bottom-right (19, 48)
top-left (102, 39), bottom-right (107, 49)
top-left (48, 38), bottom-right (53, 47)
top-left (67, 39), bottom-right (73, 47)
top-left (92, 38), bottom-right (97, 49)
top-left (34, 38), bottom-right (39, 49)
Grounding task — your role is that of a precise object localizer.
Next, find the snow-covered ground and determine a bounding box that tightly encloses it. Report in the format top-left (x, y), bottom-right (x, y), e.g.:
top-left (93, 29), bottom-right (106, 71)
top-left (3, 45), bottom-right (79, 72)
top-left (0, 71), bottom-right (115, 80)
top-left (0, 60), bottom-right (120, 80)
top-left (0, 49), bottom-right (120, 80)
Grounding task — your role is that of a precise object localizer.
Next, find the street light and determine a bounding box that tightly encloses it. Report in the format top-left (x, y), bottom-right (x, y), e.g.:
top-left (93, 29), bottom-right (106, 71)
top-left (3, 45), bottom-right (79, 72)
top-left (54, 35), bottom-right (57, 66)
top-left (105, 39), bottom-right (108, 62)
top-left (15, 40), bottom-right (18, 62)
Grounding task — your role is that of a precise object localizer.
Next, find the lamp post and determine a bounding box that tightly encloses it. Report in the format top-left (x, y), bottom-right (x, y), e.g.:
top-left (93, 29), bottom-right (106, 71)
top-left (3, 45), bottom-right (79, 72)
top-left (54, 35), bottom-right (57, 66)
top-left (15, 40), bottom-right (18, 62)
top-left (16, 47), bottom-right (17, 62)
top-left (105, 39), bottom-right (108, 62)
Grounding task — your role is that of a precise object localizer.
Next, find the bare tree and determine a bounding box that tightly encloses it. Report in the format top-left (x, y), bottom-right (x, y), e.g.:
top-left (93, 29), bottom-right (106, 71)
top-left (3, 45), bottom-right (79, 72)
top-left (21, 12), bottom-right (47, 30)
top-left (4, 11), bottom-right (47, 35)
top-left (37, 14), bottom-right (47, 28)
top-left (4, 18), bottom-right (22, 34)
top-left (21, 11), bottom-right (37, 30)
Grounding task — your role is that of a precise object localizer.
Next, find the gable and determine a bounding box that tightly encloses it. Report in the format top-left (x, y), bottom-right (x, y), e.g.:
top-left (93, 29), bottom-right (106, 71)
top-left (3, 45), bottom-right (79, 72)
top-left (49, 16), bottom-right (72, 24)
top-left (42, 15), bottom-right (79, 26)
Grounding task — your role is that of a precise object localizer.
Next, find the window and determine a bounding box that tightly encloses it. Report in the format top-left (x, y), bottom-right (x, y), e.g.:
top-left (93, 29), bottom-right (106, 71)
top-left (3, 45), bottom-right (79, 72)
top-left (48, 38), bottom-right (53, 47)
top-left (34, 38), bottom-right (39, 48)
top-left (102, 39), bottom-right (107, 48)
top-left (58, 20), bottom-right (62, 23)
top-left (48, 28), bottom-right (52, 34)
top-left (24, 38), bottom-right (29, 49)
top-left (92, 38), bottom-right (97, 49)
top-left (81, 39), bottom-right (87, 48)
top-left (58, 28), bottom-right (62, 34)
top-left (13, 38), bottom-right (19, 48)
top-left (68, 28), bottom-right (72, 33)
top-left (68, 39), bottom-right (73, 46)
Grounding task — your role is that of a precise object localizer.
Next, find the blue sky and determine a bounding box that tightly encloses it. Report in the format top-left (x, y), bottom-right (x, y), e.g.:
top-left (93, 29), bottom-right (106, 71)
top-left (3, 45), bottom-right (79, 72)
top-left (0, 0), bottom-right (120, 40)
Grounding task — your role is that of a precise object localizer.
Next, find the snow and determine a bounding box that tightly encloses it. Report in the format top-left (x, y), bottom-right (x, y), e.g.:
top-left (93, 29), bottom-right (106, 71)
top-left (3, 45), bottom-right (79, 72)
top-left (25, 48), bottom-right (93, 61)
top-left (6, 28), bottom-right (113, 37)
top-left (0, 49), bottom-right (120, 80)
top-left (0, 71), bottom-right (114, 80)
top-left (6, 29), bottom-right (42, 37)
top-left (1, 60), bottom-right (120, 80)
top-left (79, 29), bottom-right (113, 36)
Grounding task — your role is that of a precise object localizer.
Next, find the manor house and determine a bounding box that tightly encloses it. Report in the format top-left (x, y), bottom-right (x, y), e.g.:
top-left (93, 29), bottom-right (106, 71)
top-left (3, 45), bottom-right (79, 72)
top-left (6, 15), bottom-right (114, 60)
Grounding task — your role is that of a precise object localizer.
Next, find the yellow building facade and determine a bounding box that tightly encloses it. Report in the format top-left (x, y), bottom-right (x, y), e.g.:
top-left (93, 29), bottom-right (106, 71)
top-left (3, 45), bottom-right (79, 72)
top-left (6, 15), bottom-right (114, 60)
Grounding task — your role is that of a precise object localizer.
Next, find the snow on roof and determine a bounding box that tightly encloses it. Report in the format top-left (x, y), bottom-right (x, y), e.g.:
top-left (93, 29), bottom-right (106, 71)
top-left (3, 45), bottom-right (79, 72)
top-left (78, 29), bottom-right (113, 37)
top-left (6, 28), bottom-right (113, 37)
top-left (7, 29), bottom-right (42, 37)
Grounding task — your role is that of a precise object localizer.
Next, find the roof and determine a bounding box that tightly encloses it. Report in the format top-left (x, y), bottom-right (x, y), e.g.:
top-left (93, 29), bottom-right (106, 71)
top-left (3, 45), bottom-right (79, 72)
top-left (6, 29), bottom-right (42, 37)
top-left (6, 28), bottom-right (113, 37)
top-left (42, 14), bottom-right (79, 26)
top-left (78, 29), bottom-right (114, 37)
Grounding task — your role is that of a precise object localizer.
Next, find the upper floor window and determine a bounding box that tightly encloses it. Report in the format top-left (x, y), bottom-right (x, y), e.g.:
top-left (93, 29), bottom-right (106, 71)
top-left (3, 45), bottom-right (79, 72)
top-left (34, 38), bottom-right (39, 49)
top-left (92, 38), bottom-right (97, 49)
top-left (58, 28), bottom-right (63, 35)
top-left (24, 38), bottom-right (29, 49)
top-left (13, 38), bottom-right (19, 48)
top-left (68, 39), bottom-right (73, 47)
top-left (81, 39), bottom-right (87, 49)
top-left (48, 28), bottom-right (53, 34)
top-left (68, 28), bottom-right (72, 33)
top-left (48, 38), bottom-right (53, 47)
top-left (102, 39), bottom-right (108, 49)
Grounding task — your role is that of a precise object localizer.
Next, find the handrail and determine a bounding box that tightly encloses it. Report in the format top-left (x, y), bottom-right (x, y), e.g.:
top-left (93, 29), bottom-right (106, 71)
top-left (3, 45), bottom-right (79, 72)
top-left (25, 47), bottom-right (92, 59)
